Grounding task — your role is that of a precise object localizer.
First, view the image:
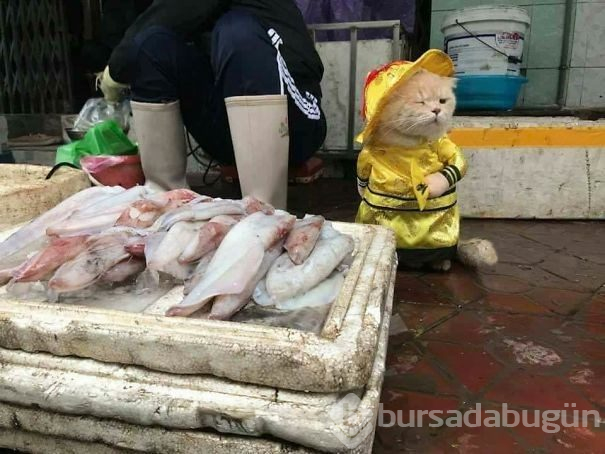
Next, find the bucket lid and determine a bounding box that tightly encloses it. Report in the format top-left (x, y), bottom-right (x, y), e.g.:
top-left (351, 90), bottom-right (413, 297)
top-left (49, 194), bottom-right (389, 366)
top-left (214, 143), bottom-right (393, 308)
top-left (441, 6), bottom-right (531, 32)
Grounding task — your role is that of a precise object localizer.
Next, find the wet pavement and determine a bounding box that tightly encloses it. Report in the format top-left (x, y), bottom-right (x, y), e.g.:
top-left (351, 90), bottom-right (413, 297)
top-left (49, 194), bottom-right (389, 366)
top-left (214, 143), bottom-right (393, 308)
top-left (194, 178), bottom-right (605, 453)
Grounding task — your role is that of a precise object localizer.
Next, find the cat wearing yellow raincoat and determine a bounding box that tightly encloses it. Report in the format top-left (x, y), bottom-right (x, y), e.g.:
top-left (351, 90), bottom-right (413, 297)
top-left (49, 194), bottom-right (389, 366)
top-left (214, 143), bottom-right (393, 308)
top-left (355, 50), bottom-right (497, 271)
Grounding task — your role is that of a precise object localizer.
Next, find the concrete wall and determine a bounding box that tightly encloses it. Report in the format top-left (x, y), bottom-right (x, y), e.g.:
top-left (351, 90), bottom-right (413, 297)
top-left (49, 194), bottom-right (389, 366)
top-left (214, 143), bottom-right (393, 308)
top-left (430, 0), bottom-right (605, 109)
top-left (564, 0), bottom-right (605, 108)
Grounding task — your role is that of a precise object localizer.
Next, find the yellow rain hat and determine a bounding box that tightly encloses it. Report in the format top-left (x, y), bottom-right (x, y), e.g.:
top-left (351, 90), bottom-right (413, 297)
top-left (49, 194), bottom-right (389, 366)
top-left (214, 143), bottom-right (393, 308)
top-left (357, 49), bottom-right (454, 143)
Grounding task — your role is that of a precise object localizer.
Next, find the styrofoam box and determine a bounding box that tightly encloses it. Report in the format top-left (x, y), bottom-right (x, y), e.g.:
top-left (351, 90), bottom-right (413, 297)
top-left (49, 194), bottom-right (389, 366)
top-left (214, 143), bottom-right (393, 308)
top-left (0, 260), bottom-right (394, 453)
top-left (0, 216), bottom-right (396, 393)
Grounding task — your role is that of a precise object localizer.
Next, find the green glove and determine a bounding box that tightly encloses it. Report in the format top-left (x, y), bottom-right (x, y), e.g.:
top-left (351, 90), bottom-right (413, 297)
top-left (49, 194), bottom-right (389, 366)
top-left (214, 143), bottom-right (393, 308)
top-left (96, 66), bottom-right (129, 103)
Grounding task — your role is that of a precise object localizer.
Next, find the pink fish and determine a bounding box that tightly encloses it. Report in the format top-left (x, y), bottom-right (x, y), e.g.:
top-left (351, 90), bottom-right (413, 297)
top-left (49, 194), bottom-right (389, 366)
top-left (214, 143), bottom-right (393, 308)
top-left (166, 212), bottom-right (295, 317)
top-left (11, 235), bottom-right (89, 283)
top-left (183, 250), bottom-right (216, 296)
top-left (125, 238), bottom-right (146, 257)
top-left (0, 186), bottom-right (122, 265)
top-left (47, 186), bottom-right (151, 237)
top-left (178, 215), bottom-right (240, 264)
top-left (48, 233), bottom-right (131, 294)
top-left (284, 215), bottom-right (325, 265)
top-left (208, 242), bottom-right (283, 320)
top-left (115, 189), bottom-right (202, 229)
top-left (100, 257), bottom-right (146, 283)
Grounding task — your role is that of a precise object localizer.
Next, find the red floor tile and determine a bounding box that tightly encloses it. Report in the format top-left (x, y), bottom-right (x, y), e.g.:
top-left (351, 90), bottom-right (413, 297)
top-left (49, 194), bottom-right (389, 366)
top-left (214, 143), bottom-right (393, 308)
top-left (384, 352), bottom-right (458, 396)
top-left (479, 292), bottom-right (550, 315)
top-left (567, 364), bottom-right (605, 409)
top-left (485, 371), bottom-right (598, 412)
top-left (436, 425), bottom-right (524, 454)
top-left (421, 269), bottom-right (486, 305)
top-left (479, 312), bottom-right (583, 342)
top-left (426, 341), bottom-right (503, 394)
top-left (573, 338), bottom-right (605, 363)
top-left (550, 427), bottom-right (605, 453)
top-left (527, 287), bottom-right (591, 316)
top-left (476, 273), bottom-right (533, 294)
top-left (395, 273), bottom-right (452, 306)
top-left (491, 337), bottom-right (566, 371)
top-left (539, 253), bottom-right (605, 293)
top-left (510, 421), bottom-right (559, 450)
top-left (583, 294), bottom-right (605, 325)
top-left (380, 390), bottom-right (459, 421)
top-left (422, 311), bottom-right (493, 345)
top-left (397, 303), bottom-right (457, 335)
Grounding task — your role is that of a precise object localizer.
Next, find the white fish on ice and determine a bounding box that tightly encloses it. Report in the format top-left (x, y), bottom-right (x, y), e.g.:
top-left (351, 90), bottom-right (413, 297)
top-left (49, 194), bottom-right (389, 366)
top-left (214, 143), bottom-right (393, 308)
top-left (166, 211), bottom-right (295, 317)
top-left (48, 232), bottom-right (132, 294)
top-left (47, 186), bottom-right (151, 237)
top-left (283, 215), bottom-right (324, 265)
top-left (208, 242), bottom-right (283, 320)
top-left (0, 186), bottom-right (122, 265)
top-left (265, 225), bottom-right (354, 301)
top-left (146, 222), bottom-right (203, 279)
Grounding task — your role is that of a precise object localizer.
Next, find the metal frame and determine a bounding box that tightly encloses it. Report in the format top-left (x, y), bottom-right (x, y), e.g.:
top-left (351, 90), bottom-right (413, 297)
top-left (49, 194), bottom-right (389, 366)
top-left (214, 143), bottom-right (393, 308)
top-left (308, 20), bottom-right (405, 157)
top-left (0, 0), bottom-right (74, 114)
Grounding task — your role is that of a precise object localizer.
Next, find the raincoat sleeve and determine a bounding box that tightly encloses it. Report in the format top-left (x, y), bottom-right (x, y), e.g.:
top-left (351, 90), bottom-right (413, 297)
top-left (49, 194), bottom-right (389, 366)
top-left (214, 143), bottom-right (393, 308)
top-left (435, 136), bottom-right (467, 187)
top-left (356, 147), bottom-right (373, 190)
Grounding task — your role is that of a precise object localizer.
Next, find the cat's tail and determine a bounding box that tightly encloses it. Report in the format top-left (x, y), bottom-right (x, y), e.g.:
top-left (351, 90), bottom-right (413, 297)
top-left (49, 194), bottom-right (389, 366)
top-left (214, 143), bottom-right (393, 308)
top-left (457, 238), bottom-right (498, 269)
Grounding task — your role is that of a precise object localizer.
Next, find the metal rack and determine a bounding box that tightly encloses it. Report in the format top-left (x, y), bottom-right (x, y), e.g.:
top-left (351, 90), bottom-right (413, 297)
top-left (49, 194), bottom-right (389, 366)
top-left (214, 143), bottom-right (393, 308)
top-left (308, 20), bottom-right (405, 157)
top-left (0, 0), bottom-right (73, 114)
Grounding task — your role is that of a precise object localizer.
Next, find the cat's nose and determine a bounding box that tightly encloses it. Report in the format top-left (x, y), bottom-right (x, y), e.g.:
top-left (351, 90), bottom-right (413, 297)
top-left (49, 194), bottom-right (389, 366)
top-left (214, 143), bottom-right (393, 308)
top-left (432, 107), bottom-right (441, 115)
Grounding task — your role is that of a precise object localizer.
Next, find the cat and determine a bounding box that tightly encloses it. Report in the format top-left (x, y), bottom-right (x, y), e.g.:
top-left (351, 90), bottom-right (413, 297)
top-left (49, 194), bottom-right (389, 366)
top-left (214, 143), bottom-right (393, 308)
top-left (356, 67), bottom-right (497, 271)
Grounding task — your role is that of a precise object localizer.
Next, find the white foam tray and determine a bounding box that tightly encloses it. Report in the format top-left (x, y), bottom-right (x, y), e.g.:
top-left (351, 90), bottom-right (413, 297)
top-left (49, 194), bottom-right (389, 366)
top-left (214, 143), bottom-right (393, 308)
top-left (0, 221), bottom-right (396, 393)
top-left (0, 260), bottom-right (394, 453)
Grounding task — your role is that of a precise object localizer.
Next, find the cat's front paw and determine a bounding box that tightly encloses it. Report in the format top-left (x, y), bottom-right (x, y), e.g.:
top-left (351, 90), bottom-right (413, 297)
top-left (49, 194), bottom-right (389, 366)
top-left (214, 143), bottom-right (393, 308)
top-left (425, 172), bottom-right (450, 198)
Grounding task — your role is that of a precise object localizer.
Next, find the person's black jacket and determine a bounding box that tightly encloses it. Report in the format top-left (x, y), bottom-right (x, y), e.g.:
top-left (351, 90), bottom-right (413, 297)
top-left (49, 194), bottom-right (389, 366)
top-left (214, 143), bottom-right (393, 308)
top-left (108, 0), bottom-right (323, 98)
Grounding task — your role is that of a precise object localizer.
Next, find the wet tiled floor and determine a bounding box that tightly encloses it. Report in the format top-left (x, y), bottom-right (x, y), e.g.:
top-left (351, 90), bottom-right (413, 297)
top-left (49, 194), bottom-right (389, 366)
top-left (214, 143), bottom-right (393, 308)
top-left (197, 178), bottom-right (605, 453)
top-left (376, 219), bottom-right (605, 454)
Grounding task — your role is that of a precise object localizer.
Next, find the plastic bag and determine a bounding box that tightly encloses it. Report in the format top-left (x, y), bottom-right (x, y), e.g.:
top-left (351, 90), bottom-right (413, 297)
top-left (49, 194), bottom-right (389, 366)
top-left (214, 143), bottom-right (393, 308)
top-left (73, 98), bottom-right (131, 132)
top-left (55, 120), bottom-right (138, 168)
top-left (80, 155), bottom-right (145, 189)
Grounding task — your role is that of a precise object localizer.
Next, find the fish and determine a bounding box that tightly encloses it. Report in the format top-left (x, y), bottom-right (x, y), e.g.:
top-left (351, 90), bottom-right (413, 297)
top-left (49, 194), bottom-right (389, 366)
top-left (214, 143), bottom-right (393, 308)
top-left (115, 199), bottom-right (165, 229)
top-left (178, 215), bottom-right (240, 264)
top-left (0, 267), bottom-right (17, 286)
top-left (48, 232), bottom-right (132, 294)
top-left (275, 271), bottom-right (344, 311)
top-left (166, 211), bottom-right (295, 317)
top-left (283, 215), bottom-right (324, 265)
top-left (100, 257), bottom-right (146, 283)
top-left (0, 186), bottom-right (122, 265)
top-left (47, 186), bottom-right (152, 237)
top-left (67, 185), bottom-right (150, 218)
top-left (156, 196), bottom-right (273, 231)
top-left (124, 238), bottom-right (146, 257)
top-left (183, 250), bottom-right (216, 296)
top-left (265, 226), bottom-right (354, 301)
top-left (115, 189), bottom-right (201, 228)
top-left (11, 235), bottom-right (89, 283)
top-left (146, 222), bottom-right (204, 279)
top-left (208, 242), bottom-right (283, 320)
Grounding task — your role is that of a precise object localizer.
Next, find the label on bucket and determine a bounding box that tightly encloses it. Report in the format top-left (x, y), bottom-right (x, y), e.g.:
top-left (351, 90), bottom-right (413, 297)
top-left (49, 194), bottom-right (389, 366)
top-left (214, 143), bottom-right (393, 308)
top-left (445, 32), bottom-right (524, 76)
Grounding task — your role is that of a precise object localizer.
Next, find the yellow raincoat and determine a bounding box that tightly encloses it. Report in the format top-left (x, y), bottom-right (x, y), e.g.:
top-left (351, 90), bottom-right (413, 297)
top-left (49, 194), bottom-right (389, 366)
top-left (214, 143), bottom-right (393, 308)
top-left (355, 50), bottom-right (467, 262)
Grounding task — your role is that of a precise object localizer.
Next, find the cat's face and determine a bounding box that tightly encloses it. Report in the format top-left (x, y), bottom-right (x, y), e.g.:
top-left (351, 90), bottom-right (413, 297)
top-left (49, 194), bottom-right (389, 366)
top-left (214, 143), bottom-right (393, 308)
top-left (371, 69), bottom-right (457, 143)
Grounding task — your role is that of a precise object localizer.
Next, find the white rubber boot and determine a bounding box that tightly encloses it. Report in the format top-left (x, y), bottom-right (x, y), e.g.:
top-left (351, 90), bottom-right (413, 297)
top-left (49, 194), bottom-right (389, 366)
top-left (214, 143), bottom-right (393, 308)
top-left (225, 95), bottom-right (289, 210)
top-left (130, 100), bottom-right (189, 191)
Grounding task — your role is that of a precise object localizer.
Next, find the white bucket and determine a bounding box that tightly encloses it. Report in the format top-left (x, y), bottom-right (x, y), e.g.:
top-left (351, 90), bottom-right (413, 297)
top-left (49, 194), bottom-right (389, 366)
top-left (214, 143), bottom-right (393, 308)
top-left (441, 6), bottom-right (531, 76)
